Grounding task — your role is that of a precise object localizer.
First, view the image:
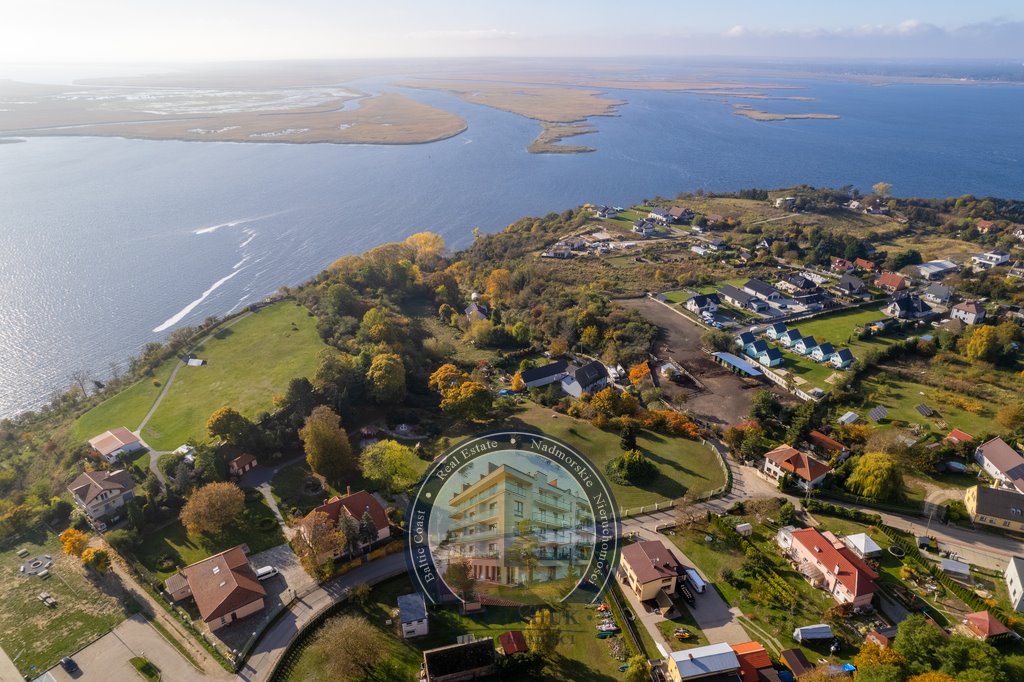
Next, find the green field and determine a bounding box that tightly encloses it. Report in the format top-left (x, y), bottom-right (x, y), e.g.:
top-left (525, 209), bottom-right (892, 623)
top-left (511, 405), bottom-right (725, 512)
top-left (284, 574), bottom-right (636, 682)
top-left (72, 361), bottom-right (177, 442)
top-left (134, 496), bottom-right (286, 580)
top-left (0, 530), bottom-right (125, 676)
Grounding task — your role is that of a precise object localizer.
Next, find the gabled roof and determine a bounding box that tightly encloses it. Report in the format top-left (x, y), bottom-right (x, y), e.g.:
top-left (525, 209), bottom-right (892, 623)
top-left (621, 539), bottom-right (684, 584)
top-left (88, 427), bottom-right (140, 456)
top-left (720, 285), bottom-right (757, 305)
top-left (759, 348), bottom-right (783, 362)
top-left (965, 611), bottom-right (1010, 638)
top-left (736, 331), bottom-right (756, 345)
top-left (815, 342), bottom-right (835, 356)
top-left (649, 207), bottom-right (671, 218)
top-left (768, 322), bottom-right (788, 334)
top-left (229, 453), bottom-right (256, 470)
top-left (304, 490), bottom-right (389, 534)
top-left (749, 340), bottom-right (769, 355)
top-left (876, 272), bottom-right (908, 290)
top-left (797, 336), bottom-right (818, 349)
top-left (790, 527), bottom-right (879, 598)
top-left (573, 361), bottom-right (607, 389)
top-left (764, 444), bottom-right (831, 482)
top-left (786, 275), bottom-right (815, 290)
top-left (398, 592), bottom-right (427, 624)
top-left (971, 485), bottom-right (1024, 520)
top-left (945, 429), bottom-right (973, 444)
top-left (669, 206), bottom-right (692, 219)
top-left (844, 533), bottom-right (881, 557)
top-left (837, 273), bottom-right (865, 291)
top-left (854, 258), bottom-right (876, 270)
top-left (923, 283), bottom-right (952, 300)
top-left (744, 279), bottom-right (779, 297)
top-left (68, 469), bottom-right (134, 505)
top-left (807, 430), bottom-right (846, 452)
top-left (498, 630), bottom-right (528, 655)
top-left (833, 348), bottom-right (854, 362)
top-left (976, 437), bottom-right (1024, 487)
top-left (953, 301), bottom-right (985, 315)
top-left (181, 545), bottom-right (265, 624)
top-left (689, 293), bottom-right (721, 307)
top-left (519, 360), bottom-right (568, 384)
top-left (669, 642), bottom-right (740, 678)
top-left (780, 329), bottom-right (802, 341)
top-left (423, 640), bottom-right (496, 677)
top-left (732, 641), bottom-right (773, 682)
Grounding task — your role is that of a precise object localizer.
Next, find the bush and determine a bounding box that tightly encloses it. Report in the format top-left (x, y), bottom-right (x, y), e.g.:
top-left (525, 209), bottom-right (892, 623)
top-left (605, 449), bottom-right (658, 485)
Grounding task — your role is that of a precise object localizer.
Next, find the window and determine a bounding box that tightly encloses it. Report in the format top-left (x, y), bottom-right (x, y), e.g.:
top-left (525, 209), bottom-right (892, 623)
top-left (489, 502), bottom-right (497, 511)
top-left (514, 501), bottom-right (524, 518)
top-left (489, 543), bottom-right (497, 552)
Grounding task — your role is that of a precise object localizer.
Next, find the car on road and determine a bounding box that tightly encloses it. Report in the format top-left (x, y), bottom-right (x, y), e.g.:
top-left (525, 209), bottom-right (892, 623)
top-left (255, 565), bottom-right (279, 581)
top-left (60, 657), bottom-right (80, 674)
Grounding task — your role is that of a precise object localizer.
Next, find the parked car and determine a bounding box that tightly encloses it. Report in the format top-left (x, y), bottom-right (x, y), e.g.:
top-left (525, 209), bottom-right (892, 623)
top-left (255, 565), bottom-right (279, 581)
top-left (60, 657), bottom-right (80, 674)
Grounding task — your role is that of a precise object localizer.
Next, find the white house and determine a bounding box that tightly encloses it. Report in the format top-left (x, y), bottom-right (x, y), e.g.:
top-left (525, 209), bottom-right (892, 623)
top-left (810, 343), bottom-right (835, 363)
top-left (974, 437), bottom-right (1024, 494)
top-left (793, 336), bottom-right (818, 356)
top-left (648, 208), bottom-right (672, 224)
top-left (1005, 556), bottom-right (1024, 613)
top-left (917, 260), bottom-right (959, 280)
top-left (560, 361), bottom-right (608, 398)
top-left (690, 245), bottom-right (710, 256)
top-left (778, 329), bottom-right (803, 348)
top-left (763, 444), bottom-right (831, 491)
top-left (720, 285), bottom-right (767, 312)
top-left (757, 348), bottom-right (784, 368)
top-left (667, 642), bottom-right (740, 682)
top-left (686, 293), bottom-right (720, 316)
top-left (765, 322), bottom-right (788, 340)
top-left (746, 340), bottom-right (768, 359)
top-left (743, 279), bottom-right (782, 302)
top-left (88, 427), bottom-right (143, 464)
top-left (67, 469), bottom-right (136, 525)
top-left (398, 593), bottom-right (429, 638)
top-left (519, 360), bottom-right (569, 389)
top-left (972, 251), bottom-right (1010, 270)
top-left (736, 331), bottom-right (756, 353)
top-left (831, 348), bottom-right (855, 369)
top-left (951, 301), bottom-right (986, 325)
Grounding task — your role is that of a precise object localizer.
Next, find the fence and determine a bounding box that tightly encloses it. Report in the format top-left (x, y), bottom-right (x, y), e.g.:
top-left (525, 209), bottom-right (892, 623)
top-left (618, 438), bottom-right (732, 519)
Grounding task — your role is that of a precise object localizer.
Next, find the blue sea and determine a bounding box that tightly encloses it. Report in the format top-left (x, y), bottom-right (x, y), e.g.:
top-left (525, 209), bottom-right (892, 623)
top-left (1, 77), bottom-right (1022, 416)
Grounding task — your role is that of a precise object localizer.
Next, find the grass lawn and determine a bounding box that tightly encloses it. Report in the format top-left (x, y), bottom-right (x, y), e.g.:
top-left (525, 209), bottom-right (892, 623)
top-left (134, 497), bottom-right (285, 580)
top-left (140, 302), bottom-right (326, 450)
top-left (655, 596), bottom-right (708, 652)
top-left (511, 404), bottom-right (726, 512)
top-left (883, 234), bottom-right (979, 262)
top-left (285, 574), bottom-right (634, 682)
top-left (72, 361), bottom-right (176, 442)
top-left (0, 529), bottom-right (125, 676)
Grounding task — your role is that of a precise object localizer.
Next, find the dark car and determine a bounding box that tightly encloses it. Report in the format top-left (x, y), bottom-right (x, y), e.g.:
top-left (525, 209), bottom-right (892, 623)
top-left (60, 657), bottom-right (79, 674)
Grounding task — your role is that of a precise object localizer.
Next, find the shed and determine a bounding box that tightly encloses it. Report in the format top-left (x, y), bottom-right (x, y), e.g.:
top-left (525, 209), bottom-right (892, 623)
top-left (837, 411), bottom-right (860, 425)
top-left (844, 533), bottom-right (882, 559)
top-left (780, 649), bottom-right (814, 677)
top-left (712, 352), bottom-right (763, 377)
top-left (735, 522), bottom-right (753, 537)
top-left (942, 558), bottom-right (972, 581)
top-left (498, 630), bottom-right (528, 655)
top-left (793, 623), bottom-right (833, 642)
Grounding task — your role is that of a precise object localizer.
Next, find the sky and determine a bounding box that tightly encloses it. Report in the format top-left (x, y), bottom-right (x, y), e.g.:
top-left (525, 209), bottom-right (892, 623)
top-left (1, 0), bottom-right (1022, 63)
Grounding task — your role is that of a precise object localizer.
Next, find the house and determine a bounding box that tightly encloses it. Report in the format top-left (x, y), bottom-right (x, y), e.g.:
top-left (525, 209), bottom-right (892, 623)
top-left (166, 545), bottom-right (266, 631)
top-left (777, 275), bottom-right (817, 296)
top-left (836, 273), bottom-right (866, 296)
top-left (831, 348), bottom-right (854, 369)
top-left (757, 237), bottom-right (776, 250)
top-left (691, 245), bottom-right (711, 256)
top-left (793, 336), bottom-right (818, 356)
top-left (763, 444), bottom-right (831, 490)
top-left (746, 340), bottom-right (769, 359)
top-left (777, 527), bottom-right (879, 607)
top-left (875, 272), bottom-right (909, 293)
top-left (543, 244), bottom-right (573, 259)
top-left (620, 539), bottom-right (684, 601)
top-left (88, 427), bottom-right (143, 464)
top-left (977, 219), bottom-right (996, 234)
top-left (810, 343), bottom-right (835, 363)
top-left (950, 301), bottom-right (986, 325)
top-left (633, 220), bottom-right (657, 237)
top-left (854, 258), bottom-right (878, 272)
top-left (686, 293), bottom-right (720, 316)
top-left (648, 207), bottom-right (673, 224)
top-left (422, 640), bottom-right (497, 682)
top-left (964, 611), bottom-right (1010, 640)
top-left (765, 322), bottom-right (788, 340)
top-left (865, 627), bottom-right (899, 649)
top-left (667, 642), bottom-right (741, 682)
top-left (735, 331), bottom-right (756, 353)
top-left (884, 294), bottom-right (932, 320)
top-left (1004, 556), bottom-right (1024, 612)
top-left (922, 283), bottom-right (953, 305)
top-left (731, 641), bottom-right (781, 682)
top-left (519, 360), bottom-right (569, 388)
top-left (974, 437), bottom-right (1024, 493)
top-left (972, 250), bottom-right (1010, 270)
top-left (228, 453), bottom-right (257, 477)
top-left (917, 260), bottom-right (959, 280)
top-left (592, 204), bottom-right (617, 218)
top-left (669, 206), bottom-right (694, 223)
top-left (843, 533), bottom-right (882, 559)
top-left (742, 279), bottom-right (781, 302)
top-left (964, 485), bottom-right (1024, 531)
top-left (778, 329), bottom-right (802, 348)
top-left (945, 429), bottom-right (974, 445)
top-left (464, 302), bottom-right (490, 322)
top-left (397, 592), bottom-right (429, 638)
top-left (775, 196), bottom-right (795, 209)
top-left (757, 348), bottom-right (783, 368)
top-left (720, 285), bottom-right (768, 312)
top-left (561, 361), bottom-right (608, 398)
top-left (707, 238), bottom-right (727, 251)
top-left (498, 631), bottom-right (528, 656)
top-left (779, 649), bottom-right (815, 678)
top-left (299, 489), bottom-right (391, 562)
top-left (831, 257), bottom-right (854, 273)
top-left (806, 430), bottom-right (848, 458)
top-left (67, 469), bottom-right (135, 525)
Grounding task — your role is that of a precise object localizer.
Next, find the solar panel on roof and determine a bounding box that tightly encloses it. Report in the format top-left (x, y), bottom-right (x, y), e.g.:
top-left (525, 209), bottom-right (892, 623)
top-left (915, 404), bottom-right (933, 417)
top-left (868, 406), bottom-right (888, 422)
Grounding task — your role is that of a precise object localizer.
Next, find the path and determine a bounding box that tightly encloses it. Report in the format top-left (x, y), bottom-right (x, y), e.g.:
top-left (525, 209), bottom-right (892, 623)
top-left (0, 645), bottom-right (21, 682)
top-left (747, 213), bottom-right (800, 226)
top-left (237, 552), bottom-right (406, 682)
top-left (240, 456), bottom-right (306, 540)
top-left (132, 312), bottom-right (255, 484)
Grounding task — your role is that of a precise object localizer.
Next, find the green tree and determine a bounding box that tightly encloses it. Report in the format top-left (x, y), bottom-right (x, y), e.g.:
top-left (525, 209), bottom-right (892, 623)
top-left (624, 655), bottom-right (651, 682)
top-left (443, 555), bottom-right (477, 601)
top-left (855, 665), bottom-right (906, 682)
top-left (750, 390), bottom-right (780, 423)
top-left (892, 614), bottom-right (947, 674)
top-left (778, 501), bottom-right (796, 526)
top-left (439, 380), bottom-right (492, 420)
top-left (206, 406), bottom-right (253, 444)
top-left (179, 481), bottom-right (245, 537)
top-left (299, 405), bottom-right (354, 484)
top-left (960, 325), bottom-right (998, 362)
top-left (360, 440), bottom-right (421, 494)
top-left (365, 353), bottom-right (406, 404)
top-left (873, 182), bottom-right (893, 198)
top-left (580, 325), bottom-right (601, 350)
top-left (524, 608), bottom-right (559, 657)
top-left (936, 636), bottom-right (1003, 681)
top-left (846, 452), bottom-right (904, 501)
top-left (311, 614), bottom-right (385, 679)
top-left (619, 423), bottom-right (638, 451)
top-left (996, 402), bottom-right (1024, 432)
top-left (358, 510), bottom-right (377, 546)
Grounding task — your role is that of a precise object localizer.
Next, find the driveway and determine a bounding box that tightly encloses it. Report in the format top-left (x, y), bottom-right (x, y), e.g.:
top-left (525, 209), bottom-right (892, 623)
top-left (665, 544), bottom-right (750, 645)
top-left (35, 613), bottom-right (218, 682)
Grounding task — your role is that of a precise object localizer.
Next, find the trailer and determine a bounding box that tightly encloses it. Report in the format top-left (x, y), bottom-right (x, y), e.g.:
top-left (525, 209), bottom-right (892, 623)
top-left (685, 568), bottom-right (706, 594)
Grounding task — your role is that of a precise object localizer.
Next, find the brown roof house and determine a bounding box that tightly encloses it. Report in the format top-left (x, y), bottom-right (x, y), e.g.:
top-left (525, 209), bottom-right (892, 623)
top-left (762, 444), bottom-right (832, 491)
top-left (67, 469), bottom-right (136, 526)
top-left (620, 539), bottom-right (684, 601)
top-left (964, 610), bottom-right (1010, 640)
top-left (299, 489), bottom-right (391, 563)
top-left (228, 453), bottom-right (257, 477)
top-left (165, 545), bottom-right (266, 631)
top-left (88, 427), bottom-right (143, 464)
top-left (875, 272), bottom-right (909, 293)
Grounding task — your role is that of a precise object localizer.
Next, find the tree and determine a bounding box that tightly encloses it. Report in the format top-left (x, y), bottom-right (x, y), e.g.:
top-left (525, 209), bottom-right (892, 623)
top-left (935, 635), bottom-right (1003, 681)
top-left (907, 674), bottom-right (955, 682)
top-left (778, 501), bottom-right (797, 526)
top-left (443, 555), bottom-right (477, 601)
top-left (428, 363), bottom-right (468, 394)
top-left (350, 582), bottom-right (372, 605)
top-left (404, 231), bottom-right (445, 264)
top-left (524, 608), bottom-right (559, 657)
top-left (311, 614), bottom-right (385, 679)
top-left (590, 387), bottom-right (622, 417)
top-left (357, 510), bottom-right (377, 546)
top-left (106, 528), bottom-right (139, 555)
top-left (548, 337), bottom-right (569, 357)
top-left (439, 380), bottom-right (493, 420)
top-left (485, 268), bottom-right (514, 305)
top-left (854, 642), bottom-right (906, 672)
top-left (961, 325), bottom-right (998, 362)
top-left (846, 452), bottom-right (905, 501)
top-left (60, 528), bottom-right (89, 557)
top-left (300, 510), bottom-right (343, 561)
top-left (996, 402), bottom-right (1024, 432)
top-left (893, 614), bottom-right (947, 674)
top-left (206, 406), bottom-right (253, 444)
top-left (873, 182), bottom-right (892, 198)
top-left (620, 423), bottom-right (638, 451)
top-left (299, 405), bottom-right (354, 484)
top-left (339, 513), bottom-right (360, 555)
top-left (580, 325), bottom-right (600, 350)
top-left (275, 377), bottom-right (318, 420)
top-left (81, 547), bottom-right (110, 573)
top-left (360, 440), bottom-right (422, 494)
top-left (855, 666), bottom-right (906, 682)
top-left (628, 361), bottom-right (651, 387)
top-left (511, 371), bottom-right (526, 392)
top-left (624, 655), bottom-right (651, 682)
top-left (366, 353), bottom-right (406, 404)
top-left (701, 330), bottom-right (735, 353)
top-left (179, 481), bottom-right (245, 537)
top-left (750, 390), bottom-right (780, 423)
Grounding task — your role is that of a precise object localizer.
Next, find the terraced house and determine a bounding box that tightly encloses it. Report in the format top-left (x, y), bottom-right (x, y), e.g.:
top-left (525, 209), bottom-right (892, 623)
top-left (441, 462), bottom-right (594, 585)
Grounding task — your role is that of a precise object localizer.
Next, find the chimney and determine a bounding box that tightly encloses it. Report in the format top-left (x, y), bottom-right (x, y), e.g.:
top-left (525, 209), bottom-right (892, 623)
top-left (834, 564), bottom-right (841, 575)
top-left (346, 485), bottom-right (351, 496)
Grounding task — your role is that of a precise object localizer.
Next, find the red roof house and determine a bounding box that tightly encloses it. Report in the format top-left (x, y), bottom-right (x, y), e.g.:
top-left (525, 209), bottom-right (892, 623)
top-left (732, 641), bottom-right (778, 682)
top-left (498, 631), bottom-right (528, 655)
top-left (299, 489), bottom-right (391, 561)
top-left (762, 444), bottom-right (832, 490)
top-left (781, 527), bottom-right (879, 607)
top-left (806, 430), bottom-right (848, 456)
top-left (964, 611), bottom-right (1010, 639)
top-left (875, 272), bottom-right (909, 293)
top-left (228, 453), bottom-right (257, 477)
top-left (945, 429), bottom-right (974, 445)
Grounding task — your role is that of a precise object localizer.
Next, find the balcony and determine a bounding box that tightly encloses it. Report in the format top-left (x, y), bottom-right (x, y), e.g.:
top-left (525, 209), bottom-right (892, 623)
top-left (532, 512), bottom-right (567, 527)
top-left (534, 495), bottom-right (570, 512)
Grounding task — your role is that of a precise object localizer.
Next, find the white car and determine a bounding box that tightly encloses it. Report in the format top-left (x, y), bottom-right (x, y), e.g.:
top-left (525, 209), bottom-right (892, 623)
top-left (255, 565), bottom-right (279, 581)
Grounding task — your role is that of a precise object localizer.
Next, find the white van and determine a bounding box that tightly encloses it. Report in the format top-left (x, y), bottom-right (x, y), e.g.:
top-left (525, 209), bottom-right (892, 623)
top-left (255, 566), bottom-right (279, 581)
top-left (685, 568), bottom-right (706, 594)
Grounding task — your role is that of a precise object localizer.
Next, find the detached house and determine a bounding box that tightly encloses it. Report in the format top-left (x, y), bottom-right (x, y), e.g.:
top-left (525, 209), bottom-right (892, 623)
top-left (620, 539), bottom-right (684, 601)
top-left (765, 322), bottom-right (788, 340)
top-left (763, 444), bottom-right (831, 490)
top-left (520, 360), bottom-right (569, 388)
top-left (299, 489), bottom-right (391, 562)
top-left (793, 336), bottom-right (818, 356)
top-left (810, 342), bottom-right (835, 363)
top-left (648, 207), bottom-right (673, 224)
top-left (972, 250), bottom-right (1010, 270)
top-left (743, 279), bottom-right (781, 302)
top-left (836, 274), bottom-right (866, 296)
top-left (1005, 556), bottom-right (1024, 613)
top-left (736, 331), bottom-right (756, 353)
top-left (777, 527), bottom-right (879, 607)
top-left (757, 348), bottom-right (784, 368)
top-left (974, 437), bottom-right (1024, 493)
top-left (88, 427), bottom-right (143, 464)
top-left (778, 329), bottom-right (802, 348)
top-left (964, 485), bottom-right (1024, 532)
top-left (951, 301), bottom-right (986, 325)
top-left (746, 340), bottom-right (769, 359)
top-left (561, 361), bottom-right (608, 398)
top-left (831, 348), bottom-right (855, 369)
top-left (922, 283), bottom-right (952, 305)
top-left (397, 592), bottom-right (429, 638)
top-left (669, 206), bottom-right (693, 223)
top-left (885, 294), bottom-right (932, 320)
top-left (686, 293), bottom-right (720, 316)
top-left (854, 258), bottom-right (877, 272)
top-left (68, 469), bottom-right (135, 526)
top-left (165, 546), bottom-right (266, 631)
top-left (875, 272), bottom-right (909, 293)
top-left (720, 285), bottom-right (768, 312)
top-left (831, 257), bottom-right (854, 273)
top-left (465, 302), bottom-right (490, 322)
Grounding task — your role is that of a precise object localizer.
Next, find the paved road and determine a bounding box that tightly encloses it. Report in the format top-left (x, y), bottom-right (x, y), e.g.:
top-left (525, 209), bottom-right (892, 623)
top-left (237, 552), bottom-right (407, 682)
